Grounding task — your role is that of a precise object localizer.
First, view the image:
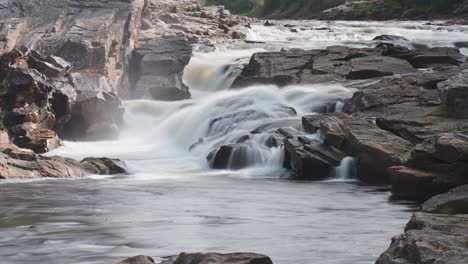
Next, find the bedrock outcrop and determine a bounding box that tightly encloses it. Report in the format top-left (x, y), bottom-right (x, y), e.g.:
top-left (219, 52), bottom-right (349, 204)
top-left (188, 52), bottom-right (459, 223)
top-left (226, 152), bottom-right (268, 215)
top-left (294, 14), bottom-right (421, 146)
top-left (233, 42), bottom-right (468, 201)
top-left (376, 212), bottom-right (468, 264)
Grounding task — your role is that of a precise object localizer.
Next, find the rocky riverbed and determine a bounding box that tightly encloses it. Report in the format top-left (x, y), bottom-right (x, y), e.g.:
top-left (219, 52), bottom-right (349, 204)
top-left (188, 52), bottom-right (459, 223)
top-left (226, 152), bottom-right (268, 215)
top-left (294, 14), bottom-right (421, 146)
top-left (0, 1), bottom-right (467, 264)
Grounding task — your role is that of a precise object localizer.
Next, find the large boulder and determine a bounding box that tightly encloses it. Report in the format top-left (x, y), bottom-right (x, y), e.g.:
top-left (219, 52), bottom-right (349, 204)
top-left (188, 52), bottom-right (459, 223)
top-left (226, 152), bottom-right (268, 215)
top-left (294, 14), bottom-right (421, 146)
top-left (318, 113), bottom-right (413, 183)
top-left (283, 137), bottom-right (344, 180)
top-left (421, 185), bottom-right (468, 215)
top-left (438, 70), bottom-right (468, 118)
top-left (376, 213), bottom-right (468, 264)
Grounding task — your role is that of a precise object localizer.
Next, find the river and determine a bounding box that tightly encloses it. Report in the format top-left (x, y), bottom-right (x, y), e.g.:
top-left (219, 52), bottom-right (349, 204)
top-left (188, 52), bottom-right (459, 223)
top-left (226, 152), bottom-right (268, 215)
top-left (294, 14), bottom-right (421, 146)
top-left (1, 20), bottom-right (467, 264)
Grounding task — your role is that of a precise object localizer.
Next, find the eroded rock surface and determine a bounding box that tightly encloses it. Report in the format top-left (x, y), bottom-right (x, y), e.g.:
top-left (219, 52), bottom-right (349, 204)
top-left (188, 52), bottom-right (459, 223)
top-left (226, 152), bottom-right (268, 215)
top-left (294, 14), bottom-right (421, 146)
top-left (0, 47), bottom-right (124, 145)
top-left (376, 212), bottom-right (468, 264)
top-left (0, 147), bottom-right (127, 179)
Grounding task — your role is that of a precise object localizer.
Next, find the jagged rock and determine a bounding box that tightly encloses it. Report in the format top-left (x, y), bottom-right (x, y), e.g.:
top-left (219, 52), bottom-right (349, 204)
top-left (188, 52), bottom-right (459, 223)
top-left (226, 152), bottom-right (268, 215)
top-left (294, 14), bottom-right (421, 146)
top-left (12, 128), bottom-right (61, 154)
top-left (80, 158), bottom-right (127, 175)
top-left (129, 38), bottom-right (192, 100)
top-left (0, 148), bottom-right (126, 179)
top-left (0, 0), bottom-right (146, 94)
top-left (318, 113), bottom-right (413, 183)
top-left (284, 136), bottom-right (344, 180)
top-left (387, 132), bottom-right (468, 201)
top-left (438, 70), bottom-right (468, 118)
top-left (421, 185), bottom-right (468, 214)
top-left (376, 213), bottom-right (468, 264)
top-left (232, 46), bottom-right (416, 88)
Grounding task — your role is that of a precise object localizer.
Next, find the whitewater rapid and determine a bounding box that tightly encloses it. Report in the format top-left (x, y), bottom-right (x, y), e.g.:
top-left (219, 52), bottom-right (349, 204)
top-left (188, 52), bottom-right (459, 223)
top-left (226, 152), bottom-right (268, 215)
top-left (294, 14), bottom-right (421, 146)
top-left (6, 19), bottom-right (467, 264)
top-left (50, 20), bottom-right (468, 179)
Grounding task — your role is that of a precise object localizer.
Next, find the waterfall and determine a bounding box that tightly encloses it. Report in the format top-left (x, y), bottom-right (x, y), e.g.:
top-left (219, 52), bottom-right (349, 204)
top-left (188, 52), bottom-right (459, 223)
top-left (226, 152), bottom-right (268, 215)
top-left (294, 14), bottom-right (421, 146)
top-left (333, 157), bottom-right (358, 181)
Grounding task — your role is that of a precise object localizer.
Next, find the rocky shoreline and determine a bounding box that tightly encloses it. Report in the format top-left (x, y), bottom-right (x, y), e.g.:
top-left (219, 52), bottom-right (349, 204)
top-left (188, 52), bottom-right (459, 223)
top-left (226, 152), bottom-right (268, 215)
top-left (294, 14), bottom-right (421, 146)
top-left (0, 0), bottom-right (252, 178)
top-left (0, 0), bottom-right (467, 263)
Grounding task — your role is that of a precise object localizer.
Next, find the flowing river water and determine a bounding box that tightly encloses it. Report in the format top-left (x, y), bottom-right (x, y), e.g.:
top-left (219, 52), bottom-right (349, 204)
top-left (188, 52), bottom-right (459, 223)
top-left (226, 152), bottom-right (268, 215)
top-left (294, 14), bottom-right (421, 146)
top-left (1, 20), bottom-right (468, 264)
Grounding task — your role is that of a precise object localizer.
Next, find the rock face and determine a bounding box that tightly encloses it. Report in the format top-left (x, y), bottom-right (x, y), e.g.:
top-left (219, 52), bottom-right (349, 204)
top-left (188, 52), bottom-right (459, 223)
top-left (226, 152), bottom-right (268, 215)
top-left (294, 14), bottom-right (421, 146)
top-left (129, 38), bottom-right (192, 100)
top-left (0, 47), bottom-right (124, 145)
top-left (0, 147), bottom-right (127, 179)
top-left (376, 212), bottom-right (468, 264)
top-left (0, 0), bottom-right (146, 95)
top-left (119, 252), bottom-right (273, 264)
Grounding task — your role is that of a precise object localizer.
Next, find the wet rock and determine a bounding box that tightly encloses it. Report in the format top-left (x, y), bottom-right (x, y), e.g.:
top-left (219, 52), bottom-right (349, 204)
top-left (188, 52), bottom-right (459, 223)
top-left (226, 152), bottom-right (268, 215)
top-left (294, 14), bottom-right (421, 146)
top-left (319, 113), bottom-right (413, 183)
top-left (168, 252), bottom-right (273, 264)
top-left (208, 143), bottom-right (261, 170)
top-left (421, 185), bottom-right (468, 214)
top-left (302, 115), bottom-right (324, 133)
top-left (0, 148), bottom-right (126, 179)
top-left (284, 136), bottom-right (344, 180)
top-left (80, 158), bottom-right (127, 175)
top-left (373, 35), bottom-right (409, 42)
top-left (129, 38), bottom-right (192, 100)
top-left (376, 213), bottom-right (468, 264)
top-left (118, 255), bottom-right (155, 264)
top-left (438, 70), bottom-right (468, 118)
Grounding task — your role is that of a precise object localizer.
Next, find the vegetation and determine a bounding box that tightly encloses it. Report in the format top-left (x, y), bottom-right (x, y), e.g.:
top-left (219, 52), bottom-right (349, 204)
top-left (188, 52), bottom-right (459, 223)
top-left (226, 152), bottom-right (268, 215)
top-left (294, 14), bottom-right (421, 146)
top-left (206, 0), bottom-right (466, 17)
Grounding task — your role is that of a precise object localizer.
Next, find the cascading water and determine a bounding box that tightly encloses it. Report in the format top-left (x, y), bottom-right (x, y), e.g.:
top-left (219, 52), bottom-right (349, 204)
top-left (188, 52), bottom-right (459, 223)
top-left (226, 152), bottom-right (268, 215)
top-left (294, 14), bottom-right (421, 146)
top-left (333, 157), bottom-right (358, 181)
top-left (4, 20), bottom-right (467, 264)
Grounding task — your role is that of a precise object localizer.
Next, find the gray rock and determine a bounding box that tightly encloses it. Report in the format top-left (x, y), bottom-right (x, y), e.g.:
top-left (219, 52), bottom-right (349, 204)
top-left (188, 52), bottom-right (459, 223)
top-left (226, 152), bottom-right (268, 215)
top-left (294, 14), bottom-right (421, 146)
top-left (0, 147), bottom-right (127, 179)
top-left (438, 70), bottom-right (468, 118)
top-left (118, 255), bottom-right (155, 264)
top-left (422, 185), bottom-right (468, 214)
top-left (232, 46), bottom-right (417, 88)
top-left (284, 136), bottom-right (344, 180)
top-left (170, 252), bottom-right (273, 264)
top-left (319, 113), bottom-right (413, 183)
top-left (376, 213), bottom-right (468, 264)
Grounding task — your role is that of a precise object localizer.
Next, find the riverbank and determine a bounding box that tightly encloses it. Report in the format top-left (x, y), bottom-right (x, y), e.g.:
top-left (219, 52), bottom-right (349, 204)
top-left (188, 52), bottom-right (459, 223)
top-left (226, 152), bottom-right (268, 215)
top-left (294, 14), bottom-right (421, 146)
top-left (0, 1), bottom-right (467, 264)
